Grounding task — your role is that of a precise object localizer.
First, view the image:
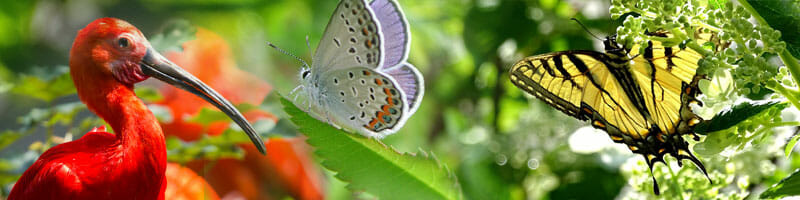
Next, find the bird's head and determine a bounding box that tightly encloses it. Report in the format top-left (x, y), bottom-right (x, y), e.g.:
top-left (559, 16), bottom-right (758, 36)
top-left (70, 18), bottom-right (267, 154)
top-left (72, 18), bottom-right (151, 84)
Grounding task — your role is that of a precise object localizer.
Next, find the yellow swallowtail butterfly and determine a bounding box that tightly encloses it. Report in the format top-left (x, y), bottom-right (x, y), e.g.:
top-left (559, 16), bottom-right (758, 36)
top-left (509, 28), bottom-right (722, 194)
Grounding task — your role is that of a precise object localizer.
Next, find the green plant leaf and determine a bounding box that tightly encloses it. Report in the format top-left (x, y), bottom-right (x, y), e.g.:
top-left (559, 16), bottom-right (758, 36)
top-left (135, 86), bottom-right (164, 102)
top-left (0, 82), bottom-right (11, 94)
top-left (150, 19), bottom-right (197, 53)
top-left (11, 66), bottom-right (75, 103)
top-left (17, 101), bottom-right (86, 130)
top-left (166, 119), bottom-right (276, 163)
top-left (462, 1), bottom-right (537, 66)
top-left (694, 100), bottom-right (787, 134)
top-left (185, 104), bottom-right (258, 125)
top-left (280, 96), bottom-right (462, 200)
top-left (186, 107), bottom-right (231, 124)
top-left (746, 0), bottom-right (800, 58)
top-left (458, 146), bottom-right (512, 200)
top-left (762, 168), bottom-right (800, 198)
top-left (0, 131), bottom-right (24, 151)
top-left (708, 0), bottom-right (728, 9)
top-left (787, 132), bottom-right (800, 158)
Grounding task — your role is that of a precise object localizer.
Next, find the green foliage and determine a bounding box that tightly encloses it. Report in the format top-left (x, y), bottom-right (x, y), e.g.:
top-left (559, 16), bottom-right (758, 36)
top-left (746, 0), bottom-right (800, 58)
top-left (281, 97), bottom-right (462, 200)
top-left (463, 1), bottom-right (536, 66)
top-left (168, 106), bottom-right (278, 163)
top-left (185, 103), bottom-right (257, 124)
top-left (0, 131), bottom-right (23, 150)
top-left (612, 0), bottom-right (800, 198)
top-left (694, 100), bottom-right (786, 134)
top-left (1, 0), bottom-right (799, 199)
top-left (761, 168), bottom-right (800, 199)
top-left (134, 87), bottom-right (164, 102)
top-left (458, 146), bottom-right (512, 200)
top-left (149, 19), bottom-right (197, 53)
top-left (10, 66), bottom-right (75, 103)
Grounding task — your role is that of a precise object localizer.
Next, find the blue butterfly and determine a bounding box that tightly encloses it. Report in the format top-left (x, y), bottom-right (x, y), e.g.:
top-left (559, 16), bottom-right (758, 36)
top-left (291, 0), bottom-right (423, 138)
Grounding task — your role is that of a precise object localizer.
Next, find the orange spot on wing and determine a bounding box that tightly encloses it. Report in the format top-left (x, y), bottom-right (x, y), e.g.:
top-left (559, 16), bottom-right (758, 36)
top-left (375, 79), bottom-right (383, 85)
top-left (366, 118), bottom-right (379, 129)
top-left (382, 105), bottom-right (391, 113)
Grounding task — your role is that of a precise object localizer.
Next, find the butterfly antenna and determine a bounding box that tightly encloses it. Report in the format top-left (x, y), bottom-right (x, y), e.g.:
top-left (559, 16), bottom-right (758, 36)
top-left (266, 41), bottom-right (310, 68)
top-left (570, 18), bottom-right (603, 41)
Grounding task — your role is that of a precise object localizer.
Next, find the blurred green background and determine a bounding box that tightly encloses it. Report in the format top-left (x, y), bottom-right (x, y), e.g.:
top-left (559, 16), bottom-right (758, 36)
top-left (2, 0), bottom-right (796, 199)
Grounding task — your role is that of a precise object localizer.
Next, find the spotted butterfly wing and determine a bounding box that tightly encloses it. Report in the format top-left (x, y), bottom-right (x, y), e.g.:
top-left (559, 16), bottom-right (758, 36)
top-left (509, 30), bottom-right (720, 194)
top-left (313, 0), bottom-right (384, 71)
top-left (302, 0), bottom-right (422, 138)
top-left (317, 67), bottom-right (408, 137)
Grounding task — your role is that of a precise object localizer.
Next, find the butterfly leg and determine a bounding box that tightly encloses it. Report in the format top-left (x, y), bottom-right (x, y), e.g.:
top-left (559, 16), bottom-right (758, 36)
top-left (290, 85), bottom-right (305, 102)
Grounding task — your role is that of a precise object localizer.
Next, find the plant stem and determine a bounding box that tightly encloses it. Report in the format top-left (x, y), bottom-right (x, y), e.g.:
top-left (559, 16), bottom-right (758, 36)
top-left (769, 85), bottom-right (800, 110)
top-left (779, 50), bottom-right (800, 93)
top-left (665, 162), bottom-right (684, 198)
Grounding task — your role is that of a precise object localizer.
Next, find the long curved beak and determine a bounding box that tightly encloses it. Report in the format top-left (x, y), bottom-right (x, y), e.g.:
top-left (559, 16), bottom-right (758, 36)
top-left (139, 47), bottom-right (267, 155)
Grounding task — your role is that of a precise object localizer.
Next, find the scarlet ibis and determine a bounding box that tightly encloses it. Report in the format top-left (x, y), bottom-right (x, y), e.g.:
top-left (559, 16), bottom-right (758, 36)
top-left (8, 18), bottom-right (266, 199)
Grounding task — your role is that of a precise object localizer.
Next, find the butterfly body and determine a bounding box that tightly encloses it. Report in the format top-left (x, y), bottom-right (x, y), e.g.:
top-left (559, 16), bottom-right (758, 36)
top-left (510, 30), bottom-right (719, 194)
top-left (295, 0), bottom-right (422, 138)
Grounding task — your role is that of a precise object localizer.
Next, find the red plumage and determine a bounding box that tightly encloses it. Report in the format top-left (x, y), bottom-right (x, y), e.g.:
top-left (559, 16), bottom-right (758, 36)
top-left (9, 18), bottom-right (167, 200)
top-left (8, 17), bottom-right (266, 199)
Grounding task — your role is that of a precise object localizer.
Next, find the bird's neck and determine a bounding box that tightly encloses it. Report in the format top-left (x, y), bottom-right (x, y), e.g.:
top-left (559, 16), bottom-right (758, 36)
top-left (76, 74), bottom-right (166, 160)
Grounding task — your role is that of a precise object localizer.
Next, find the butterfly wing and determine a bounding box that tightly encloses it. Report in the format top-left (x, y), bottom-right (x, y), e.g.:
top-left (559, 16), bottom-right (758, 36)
top-left (629, 36), bottom-right (704, 136)
top-left (509, 51), bottom-right (654, 139)
top-left (313, 0), bottom-right (384, 72)
top-left (318, 67), bottom-right (409, 138)
top-left (369, 0), bottom-right (421, 115)
top-left (370, 0), bottom-right (410, 69)
top-left (309, 0), bottom-right (420, 137)
top-left (383, 62), bottom-right (423, 114)
top-left (511, 33), bottom-right (713, 194)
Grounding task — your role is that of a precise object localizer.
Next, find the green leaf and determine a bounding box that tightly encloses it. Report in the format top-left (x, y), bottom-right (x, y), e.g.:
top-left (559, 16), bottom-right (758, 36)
top-left (694, 100), bottom-right (787, 134)
top-left (280, 97), bottom-right (462, 200)
top-left (150, 19), bottom-right (197, 53)
top-left (135, 86), bottom-right (164, 102)
top-left (17, 102), bottom-right (86, 130)
top-left (185, 107), bottom-right (231, 124)
top-left (787, 132), bottom-right (800, 158)
top-left (458, 147), bottom-right (511, 200)
top-left (166, 119), bottom-right (276, 163)
top-left (462, 1), bottom-right (537, 66)
top-left (11, 66), bottom-right (76, 102)
top-left (0, 130), bottom-right (24, 150)
top-left (185, 103), bottom-right (260, 125)
top-left (0, 82), bottom-right (11, 94)
top-left (708, 0), bottom-right (728, 9)
top-left (746, 0), bottom-right (800, 58)
top-left (762, 168), bottom-right (800, 198)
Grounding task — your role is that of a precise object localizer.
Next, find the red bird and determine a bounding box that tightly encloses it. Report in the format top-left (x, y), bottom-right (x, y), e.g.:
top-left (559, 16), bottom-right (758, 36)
top-left (8, 18), bottom-right (266, 199)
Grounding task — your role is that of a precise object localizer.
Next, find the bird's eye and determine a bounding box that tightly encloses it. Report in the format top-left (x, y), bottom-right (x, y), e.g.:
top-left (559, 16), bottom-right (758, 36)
top-left (117, 37), bottom-right (130, 48)
top-left (302, 71), bottom-right (310, 79)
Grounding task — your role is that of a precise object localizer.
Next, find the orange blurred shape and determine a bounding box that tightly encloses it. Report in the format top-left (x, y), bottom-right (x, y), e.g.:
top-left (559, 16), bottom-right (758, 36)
top-left (188, 137), bottom-right (325, 200)
top-left (165, 162), bottom-right (220, 200)
top-left (157, 27), bottom-right (275, 141)
top-left (246, 137), bottom-right (325, 200)
top-left (156, 27), bottom-right (325, 200)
